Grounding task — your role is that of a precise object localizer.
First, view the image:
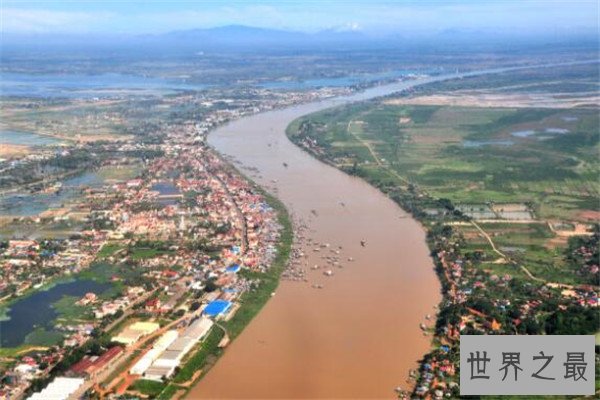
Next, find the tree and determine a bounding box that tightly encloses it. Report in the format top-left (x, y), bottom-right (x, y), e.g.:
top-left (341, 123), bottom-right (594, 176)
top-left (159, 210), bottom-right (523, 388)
top-left (438, 198), bottom-right (455, 211)
top-left (204, 280), bottom-right (218, 293)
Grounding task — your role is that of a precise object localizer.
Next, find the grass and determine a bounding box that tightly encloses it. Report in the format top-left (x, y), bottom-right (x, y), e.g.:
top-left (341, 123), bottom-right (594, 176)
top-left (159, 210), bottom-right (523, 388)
top-left (97, 242), bottom-right (124, 258)
top-left (97, 164), bottom-right (142, 181)
top-left (23, 327), bottom-right (63, 347)
top-left (0, 344), bottom-right (49, 358)
top-left (171, 328), bottom-right (225, 384)
top-left (156, 384), bottom-right (179, 400)
top-left (128, 379), bottom-right (166, 397)
top-left (291, 105), bottom-right (598, 222)
top-left (130, 248), bottom-right (173, 260)
top-left (52, 295), bottom-right (95, 323)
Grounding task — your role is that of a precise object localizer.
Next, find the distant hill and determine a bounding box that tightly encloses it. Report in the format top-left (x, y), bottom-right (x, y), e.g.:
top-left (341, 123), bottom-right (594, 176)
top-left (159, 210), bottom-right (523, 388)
top-left (148, 24), bottom-right (370, 49)
top-left (2, 24), bottom-right (597, 56)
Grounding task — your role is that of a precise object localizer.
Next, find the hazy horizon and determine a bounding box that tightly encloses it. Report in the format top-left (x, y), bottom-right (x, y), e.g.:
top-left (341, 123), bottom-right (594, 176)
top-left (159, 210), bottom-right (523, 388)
top-left (2, 0), bottom-right (598, 38)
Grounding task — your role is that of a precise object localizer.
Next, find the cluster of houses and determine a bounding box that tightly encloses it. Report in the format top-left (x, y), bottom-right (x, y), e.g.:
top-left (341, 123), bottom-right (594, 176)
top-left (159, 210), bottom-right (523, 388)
top-left (2, 126), bottom-right (285, 400)
top-left (0, 83), bottom-right (356, 400)
top-left (0, 237), bottom-right (100, 301)
top-left (411, 224), bottom-right (598, 399)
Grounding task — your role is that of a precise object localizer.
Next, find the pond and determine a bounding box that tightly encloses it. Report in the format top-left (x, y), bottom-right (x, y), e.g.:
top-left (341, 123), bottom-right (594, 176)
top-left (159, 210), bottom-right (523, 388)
top-left (151, 181), bottom-right (181, 206)
top-left (511, 130), bottom-right (536, 138)
top-left (258, 69), bottom-right (425, 90)
top-left (463, 139), bottom-right (515, 148)
top-left (1, 72), bottom-right (208, 99)
top-left (561, 116), bottom-right (578, 122)
top-left (1, 130), bottom-right (64, 146)
top-left (544, 127), bottom-right (569, 134)
top-left (0, 279), bottom-right (111, 348)
top-left (150, 181), bottom-right (180, 195)
top-left (0, 170), bottom-right (108, 217)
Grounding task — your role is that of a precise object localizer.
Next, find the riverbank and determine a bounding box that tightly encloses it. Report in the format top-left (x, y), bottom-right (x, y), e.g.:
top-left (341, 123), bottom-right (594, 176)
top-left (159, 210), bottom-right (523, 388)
top-left (285, 88), bottom-right (599, 397)
top-left (188, 76), bottom-right (444, 399)
top-left (159, 187), bottom-right (293, 399)
top-left (286, 114), bottom-right (450, 397)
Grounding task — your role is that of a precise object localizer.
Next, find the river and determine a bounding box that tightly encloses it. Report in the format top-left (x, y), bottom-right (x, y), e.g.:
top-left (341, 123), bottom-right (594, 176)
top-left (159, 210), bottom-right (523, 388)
top-left (188, 79), bottom-right (448, 399)
top-left (186, 60), bottom-right (595, 399)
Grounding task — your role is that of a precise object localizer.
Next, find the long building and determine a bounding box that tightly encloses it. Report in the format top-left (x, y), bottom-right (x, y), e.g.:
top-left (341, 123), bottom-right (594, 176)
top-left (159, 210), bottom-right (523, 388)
top-left (130, 330), bottom-right (179, 375)
top-left (69, 346), bottom-right (123, 377)
top-left (28, 377), bottom-right (84, 400)
top-left (144, 317), bottom-right (213, 381)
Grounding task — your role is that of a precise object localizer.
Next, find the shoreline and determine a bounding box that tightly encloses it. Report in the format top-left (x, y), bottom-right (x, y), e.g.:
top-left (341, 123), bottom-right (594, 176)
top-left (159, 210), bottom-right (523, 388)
top-left (285, 116), bottom-right (446, 395)
top-left (186, 75), bottom-right (446, 398)
top-left (6, 61), bottom-right (595, 399)
top-left (158, 171), bottom-right (294, 398)
top-left (283, 88), bottom-right (599, 397)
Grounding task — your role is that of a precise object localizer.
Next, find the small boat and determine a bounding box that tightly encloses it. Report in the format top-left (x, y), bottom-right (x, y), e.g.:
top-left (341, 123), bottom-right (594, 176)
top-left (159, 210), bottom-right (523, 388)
top-left (283, 162), bottom-right (288, 168)
top-left (360, 240), bottom-right (367, 247)
top-left (323, 270), bottom-right (334, 276)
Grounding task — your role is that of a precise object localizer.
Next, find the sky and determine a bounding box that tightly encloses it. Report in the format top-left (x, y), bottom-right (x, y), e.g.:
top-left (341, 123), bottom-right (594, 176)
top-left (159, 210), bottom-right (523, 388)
top-left (1, 0), bottom-right (598, 36)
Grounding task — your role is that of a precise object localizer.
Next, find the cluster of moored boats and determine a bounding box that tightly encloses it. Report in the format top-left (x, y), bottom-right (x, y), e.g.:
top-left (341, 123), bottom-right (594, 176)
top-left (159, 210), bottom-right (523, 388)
top-left (281, 215), bottom-right (356, 289)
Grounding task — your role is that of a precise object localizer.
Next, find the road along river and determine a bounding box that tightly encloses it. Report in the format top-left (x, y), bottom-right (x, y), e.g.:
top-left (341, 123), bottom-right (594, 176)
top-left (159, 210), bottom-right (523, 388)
top-left (188, 61), bottom-right (595, 399)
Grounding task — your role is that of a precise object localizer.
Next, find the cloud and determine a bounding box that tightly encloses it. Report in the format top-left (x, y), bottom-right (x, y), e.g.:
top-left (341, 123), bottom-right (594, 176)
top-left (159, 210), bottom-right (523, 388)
top-left (1, 8), bottom-right (114, 33)
top-left (1, 2), bottom-right (597, 35)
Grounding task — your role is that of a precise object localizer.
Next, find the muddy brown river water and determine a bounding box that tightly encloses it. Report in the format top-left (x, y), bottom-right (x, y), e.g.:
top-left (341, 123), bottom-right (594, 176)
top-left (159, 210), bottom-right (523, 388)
top-left (187, 62), bottom-right (592, 399)
top-left (187, 78), bottom-right (443, 399)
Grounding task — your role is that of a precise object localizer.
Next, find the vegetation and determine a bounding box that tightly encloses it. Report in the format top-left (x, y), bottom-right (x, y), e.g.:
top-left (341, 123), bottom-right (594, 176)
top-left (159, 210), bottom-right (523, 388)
top-left (287, 92), bottom-right (599, 398)
top-left (288, 103), bottom-right (599, 285)
top-left (171, 328), bottom-right (225, 384)
top-left (97, 242), bottom-right (124, 258)
top-left (225, 191), bottom-right (293, 339)
top-left (128, 379), bottom-right (166, 397)
top-left (24, 328), bottom-right (63, 347)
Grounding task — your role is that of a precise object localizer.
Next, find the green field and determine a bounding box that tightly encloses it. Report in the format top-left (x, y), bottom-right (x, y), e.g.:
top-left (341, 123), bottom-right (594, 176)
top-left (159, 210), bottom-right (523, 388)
top-left (128, 379), bottom-right (166, 397)
top-left (288, 103), bottom-right (599, 285)
top-left (290, 104), bottom-right (598, 218)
